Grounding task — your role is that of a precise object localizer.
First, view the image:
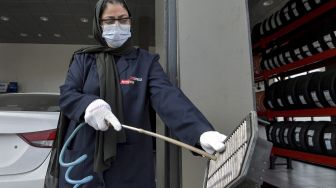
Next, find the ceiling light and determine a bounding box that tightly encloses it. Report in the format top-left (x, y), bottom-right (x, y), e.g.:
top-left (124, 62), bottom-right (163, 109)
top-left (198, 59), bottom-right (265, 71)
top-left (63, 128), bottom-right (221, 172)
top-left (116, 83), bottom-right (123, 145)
top-left (0, 16), bottom-right (9, 21)
top-left (20, 33), bottom-right (28, 37)
top-left (263, 0), bottom-right (274, 6)
top-left (88, 34), bottom-right (94, 39)
top-left (80, 18), bottom-right (89, 23)
top-left (40, 16), bottom-right (49, 21)
top-left (54, 33), bottom-right (61, 38)
top-left (37, 33), bottom-right (42, 37)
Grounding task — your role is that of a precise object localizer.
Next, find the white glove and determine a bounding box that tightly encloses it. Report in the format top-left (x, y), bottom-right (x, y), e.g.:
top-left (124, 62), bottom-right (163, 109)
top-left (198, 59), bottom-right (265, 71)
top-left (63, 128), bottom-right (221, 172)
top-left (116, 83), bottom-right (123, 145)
top-left (200, 131), bottom-right (227, 154)
top-left (84, 99), bottom-right (122, 131)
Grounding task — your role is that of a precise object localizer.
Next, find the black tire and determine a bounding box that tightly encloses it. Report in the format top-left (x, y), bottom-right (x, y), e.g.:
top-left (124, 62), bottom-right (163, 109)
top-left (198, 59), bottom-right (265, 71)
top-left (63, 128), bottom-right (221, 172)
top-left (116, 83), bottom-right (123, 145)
top-left (272, 11), bottom-right (282, 31)
top-left (266, 123), bottom-right (275, 143)
top-left (283, 77), bottom-right (301, 109)
top-left (277, 45), bottom-right (291, 65)
top-left (305, 121), bottom-right (329, 154)
top-left (272, 122), bottom-right (285, 147)
top-left (274, 79), bottom-right (290, 109)
top-left (320, 12), bottom-right (336, 50)
top-left (299, 21), bottom-right (322, 55)
top-left (322, 124), bottom-right (336, 156)
top-left (302, 0), bottom-right (316, 12)
top-left (260, 57), bottom-right (267, 71)
top-left (281, 2), bottom-right (295, 24)
top-left (267, 45), bottom-right (280, 70)
top-left (265, 81), bottom-right (284, 110)
top-left (297, 0), bottom-right (319, 14)
top-left (269, 46), bottom-right (283, 68)
top-left (280, 122), bottom-right (296, 149)
top-left (301, 41), bottom-right (319, 57)
top-left (284, 44), bottom-right (300, 64)
top-left (261, 19), bottom-right (269, 37)
top-left (295, 73), bottom-right (316, 108)
top-left (261, 47), bottom-right (274, 71)
top-left (289, 0), bottom-right (306, 19)
top-left (289, 28), bottom-right (315, 59)
top-left (322, 32), bottom-right (336, 51)
top-left (320, 70), bottom-right (336, 108)
top-left (292, 122), bottom-right (311, 151)
top-left (264, 83), bottom-right (277, 110)
top-left (293, 43), bottom-right (310, 60)
top-left (308, 72), bottom-right (330, 107)
top-left (267, 14), bottom-right (276, 34)
top-left (274, 10), bottom-right (285, 30)
top-left (312, 37), bottom-right (330, 53)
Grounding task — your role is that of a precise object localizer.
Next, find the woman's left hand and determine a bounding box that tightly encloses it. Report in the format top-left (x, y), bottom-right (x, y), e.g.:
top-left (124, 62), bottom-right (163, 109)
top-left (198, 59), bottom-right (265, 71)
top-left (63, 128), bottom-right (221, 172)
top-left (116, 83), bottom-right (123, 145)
top-left (200, 131), bottom-right (227, 154)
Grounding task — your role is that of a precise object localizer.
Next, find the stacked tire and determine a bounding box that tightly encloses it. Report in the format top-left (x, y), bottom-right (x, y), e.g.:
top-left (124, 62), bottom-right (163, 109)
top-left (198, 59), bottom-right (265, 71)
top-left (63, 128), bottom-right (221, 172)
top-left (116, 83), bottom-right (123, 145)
top-left (264, 71), bottom-right (336, 110)
top-left (252, 0), bottom-right (331, 44)
top-left (292, 121), bottom-right (314, 151)
top-left (322, 124), bottom-right (336, 156)
top-left (306, 121), bottom-right (329, 154)
top-left (266, 121), bottom-right (336, 156)
top-left (270, 122), bottom-right (286, 147)
top-left (281, 122), bottom-right (296, 149)
top-left (259, 10), bottom-right (336, 71)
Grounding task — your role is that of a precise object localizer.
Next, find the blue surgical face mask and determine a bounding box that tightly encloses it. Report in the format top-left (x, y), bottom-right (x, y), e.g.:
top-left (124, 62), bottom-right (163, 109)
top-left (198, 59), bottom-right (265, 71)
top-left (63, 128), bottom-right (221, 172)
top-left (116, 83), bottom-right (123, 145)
top-left (102, 24), bottom-right (131, 48)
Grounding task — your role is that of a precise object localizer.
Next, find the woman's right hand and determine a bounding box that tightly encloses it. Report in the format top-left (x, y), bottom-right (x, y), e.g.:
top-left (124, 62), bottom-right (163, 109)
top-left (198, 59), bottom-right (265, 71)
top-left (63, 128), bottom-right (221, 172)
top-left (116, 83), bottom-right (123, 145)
top-left (84, 99), bottom-right (122, 131)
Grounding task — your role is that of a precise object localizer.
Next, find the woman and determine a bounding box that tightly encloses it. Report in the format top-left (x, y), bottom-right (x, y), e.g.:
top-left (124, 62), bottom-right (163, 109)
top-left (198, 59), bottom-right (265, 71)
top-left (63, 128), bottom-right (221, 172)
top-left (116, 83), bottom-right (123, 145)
top-left (46, 0), bottom-right (227, 187)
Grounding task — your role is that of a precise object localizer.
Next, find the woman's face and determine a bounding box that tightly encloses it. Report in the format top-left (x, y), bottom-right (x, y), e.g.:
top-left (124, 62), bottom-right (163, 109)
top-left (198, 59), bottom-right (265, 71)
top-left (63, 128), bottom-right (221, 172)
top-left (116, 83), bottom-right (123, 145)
top-left (101, 3), bottom-right (131, 26)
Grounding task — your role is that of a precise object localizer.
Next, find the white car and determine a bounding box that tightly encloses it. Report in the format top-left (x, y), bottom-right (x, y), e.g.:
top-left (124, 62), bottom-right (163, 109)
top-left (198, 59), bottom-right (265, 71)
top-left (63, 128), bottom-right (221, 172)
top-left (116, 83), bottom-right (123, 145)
top-left (0, 93), bottom-right (59, 188)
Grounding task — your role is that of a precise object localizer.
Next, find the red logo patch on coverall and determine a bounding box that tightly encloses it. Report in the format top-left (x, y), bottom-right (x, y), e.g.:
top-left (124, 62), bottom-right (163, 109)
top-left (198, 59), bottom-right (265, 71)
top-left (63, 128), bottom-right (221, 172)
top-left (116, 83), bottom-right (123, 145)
top-left (120, 76), bottom-right (142, 85)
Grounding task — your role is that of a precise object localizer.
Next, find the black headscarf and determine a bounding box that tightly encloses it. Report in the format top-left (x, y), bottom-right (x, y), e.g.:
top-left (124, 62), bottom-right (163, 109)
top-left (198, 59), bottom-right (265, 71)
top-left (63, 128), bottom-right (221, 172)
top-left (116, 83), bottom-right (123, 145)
top-left (90, 0), bottom-right (134, 172)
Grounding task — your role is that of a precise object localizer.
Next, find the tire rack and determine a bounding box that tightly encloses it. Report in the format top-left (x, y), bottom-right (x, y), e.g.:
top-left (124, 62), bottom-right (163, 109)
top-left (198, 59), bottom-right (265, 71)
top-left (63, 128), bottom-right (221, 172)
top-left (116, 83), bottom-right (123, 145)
top-left (258, 108), bottom-right (336, 168)
top-left (255, 48), bottom-right (336, 82)
top-left (253, 1), bottom-right (336, 51)
top-left (253, 1), bottom-right (336, 168)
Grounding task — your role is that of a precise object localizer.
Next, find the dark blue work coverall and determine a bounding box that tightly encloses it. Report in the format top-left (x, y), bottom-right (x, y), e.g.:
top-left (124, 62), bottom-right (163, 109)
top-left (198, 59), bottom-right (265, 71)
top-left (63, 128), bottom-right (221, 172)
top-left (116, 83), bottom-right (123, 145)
top-left (59, 47), bottom-right (214, 187)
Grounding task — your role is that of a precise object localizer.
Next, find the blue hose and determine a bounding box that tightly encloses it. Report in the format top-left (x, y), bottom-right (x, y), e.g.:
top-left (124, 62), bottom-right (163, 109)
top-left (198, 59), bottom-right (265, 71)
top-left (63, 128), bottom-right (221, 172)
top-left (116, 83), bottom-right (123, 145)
top-left (59, 122), bottom-right (93, 188)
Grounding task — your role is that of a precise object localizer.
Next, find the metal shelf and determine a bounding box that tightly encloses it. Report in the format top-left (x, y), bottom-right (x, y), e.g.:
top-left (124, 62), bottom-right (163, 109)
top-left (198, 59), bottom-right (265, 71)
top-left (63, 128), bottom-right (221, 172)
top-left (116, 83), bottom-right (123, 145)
top-left (254, 48), bottom-right (336, 82)
top-left (254, 1), bottom-right (336, 170)
top-left (258, 108), bottom-right (336, 118)
top-left (253, 1), bottom-right (336, 50)
top-left (271, 147), bottom-right (336, 168)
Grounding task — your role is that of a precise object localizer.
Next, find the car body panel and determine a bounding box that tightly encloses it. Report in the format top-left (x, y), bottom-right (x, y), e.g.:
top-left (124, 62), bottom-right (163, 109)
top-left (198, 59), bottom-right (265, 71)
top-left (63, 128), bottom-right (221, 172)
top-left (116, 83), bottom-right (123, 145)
top-left (0, 111), bottom-right (58, 134)
top-left (0, 93), bottom-right (59, 185)
top-left (0, 153), bottom-right (51, 188)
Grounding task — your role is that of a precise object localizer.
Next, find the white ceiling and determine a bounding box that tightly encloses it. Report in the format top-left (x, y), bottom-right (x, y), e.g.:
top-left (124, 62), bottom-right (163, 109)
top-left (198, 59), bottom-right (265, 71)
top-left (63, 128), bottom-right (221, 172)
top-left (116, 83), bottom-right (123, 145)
top-left (0, 0), bottom-right (155, 45)
top-left (0, 0), bottom-right (287, 44)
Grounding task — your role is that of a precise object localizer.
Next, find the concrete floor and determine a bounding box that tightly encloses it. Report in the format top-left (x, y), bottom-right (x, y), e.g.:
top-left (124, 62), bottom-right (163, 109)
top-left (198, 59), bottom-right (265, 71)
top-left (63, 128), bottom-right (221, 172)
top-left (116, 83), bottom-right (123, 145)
top-left (263, 157), bottom-right (336, 188)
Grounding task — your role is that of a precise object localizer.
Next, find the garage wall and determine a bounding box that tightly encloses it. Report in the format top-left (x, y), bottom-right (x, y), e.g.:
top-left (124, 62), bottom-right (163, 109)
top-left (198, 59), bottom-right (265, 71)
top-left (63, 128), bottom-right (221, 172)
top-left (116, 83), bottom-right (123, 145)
top-left (0, 43), bottom-right (87, 93)
top-left (177, 0), bottom-right (255, 187)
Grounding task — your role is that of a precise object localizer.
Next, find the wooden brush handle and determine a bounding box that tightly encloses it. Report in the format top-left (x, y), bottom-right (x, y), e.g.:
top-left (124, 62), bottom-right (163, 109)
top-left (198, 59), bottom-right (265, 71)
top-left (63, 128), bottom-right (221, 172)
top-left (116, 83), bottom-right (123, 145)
top-left (121, 125), bottom-right (217, 160)
top-left (105, 119), bottom-right (217, 160)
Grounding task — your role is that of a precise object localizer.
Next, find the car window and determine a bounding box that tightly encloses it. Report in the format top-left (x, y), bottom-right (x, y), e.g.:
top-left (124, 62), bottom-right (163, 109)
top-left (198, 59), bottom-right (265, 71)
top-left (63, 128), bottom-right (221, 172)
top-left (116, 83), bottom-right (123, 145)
top-left (0, 94), bottom-right (59, 112)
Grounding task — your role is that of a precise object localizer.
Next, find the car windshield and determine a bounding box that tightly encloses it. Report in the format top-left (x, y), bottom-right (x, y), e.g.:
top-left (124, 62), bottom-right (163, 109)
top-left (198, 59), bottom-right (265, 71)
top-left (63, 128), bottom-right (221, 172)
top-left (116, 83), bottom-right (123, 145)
top-left (0, 93), bottom-right (59, 112)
